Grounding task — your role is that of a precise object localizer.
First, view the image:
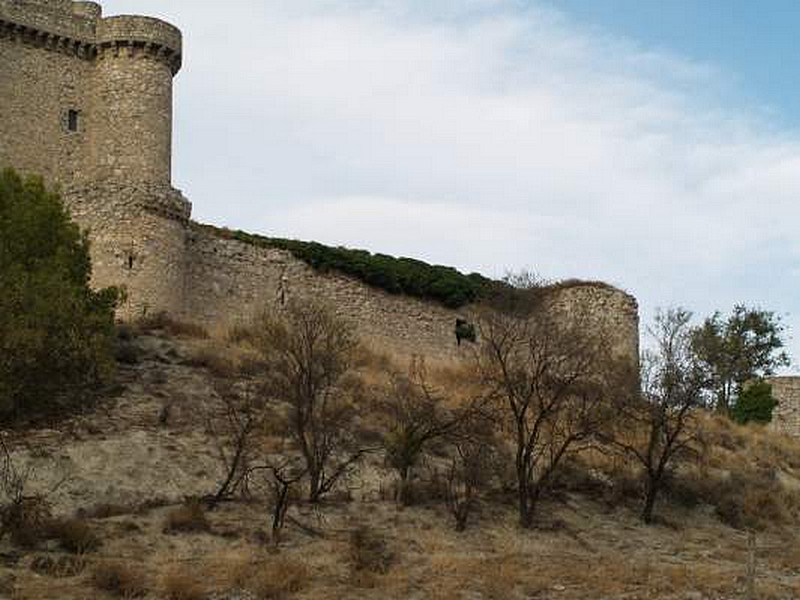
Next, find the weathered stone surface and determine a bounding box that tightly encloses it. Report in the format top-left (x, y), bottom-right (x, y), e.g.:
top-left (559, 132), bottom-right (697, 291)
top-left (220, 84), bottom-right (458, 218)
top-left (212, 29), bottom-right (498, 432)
top-left (0, 1), bottom-right (642, 372)
top-left (766, 377), bottom-right (800, 438)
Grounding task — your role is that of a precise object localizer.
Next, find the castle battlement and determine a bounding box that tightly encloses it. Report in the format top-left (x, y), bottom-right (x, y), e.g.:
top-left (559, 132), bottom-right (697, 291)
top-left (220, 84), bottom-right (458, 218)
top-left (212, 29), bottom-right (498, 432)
top-left (96, 16), bottom-right (181, 73)
top-left (0, 2), bottom-right (180, 72)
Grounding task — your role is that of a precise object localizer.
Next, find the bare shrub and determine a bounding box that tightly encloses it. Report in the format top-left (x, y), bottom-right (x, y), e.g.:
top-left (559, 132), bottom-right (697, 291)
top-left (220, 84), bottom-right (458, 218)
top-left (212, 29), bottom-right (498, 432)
top-left (30, 554), bottom-right (85, 578)
top-left (206, 379), bottom-right (266, 506)
top-left (0, 437), bottom-right (53, 548)
top-left (475, 298), bottom-right (614, 528)
top-left (48, 517), bottom-right (101, 553)
top-left (92, 560), bottom-right (148, 597)
top-left (248, 557), bottom-right (309, 599)
top-left (606, 308), bottom-right (705, 523)
top-left (162, 500), bottom-right (210, 534)
top-left (253, 300), bottom-right (376, 502)
top-left (1, 495), bottom-right (51, 548)
top-left (444, 414), bottom-right (497, 531)
top-left (160, 565), bottom-right (207, 600)
top-left (349, 525), bottom-right (393, 575)
top-left (262, 459), bottom-right (305, 546)
top-left (136, 312), bottom-right (209, 339)
top-left (380, 357), bottom-right (460, 505)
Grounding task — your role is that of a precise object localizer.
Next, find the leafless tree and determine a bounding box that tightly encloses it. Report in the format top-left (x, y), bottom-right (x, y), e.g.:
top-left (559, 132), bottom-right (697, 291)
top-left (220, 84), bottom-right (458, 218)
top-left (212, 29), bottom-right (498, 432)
top-left (253, 300), bottom-right (375, 503)
top-left (380, 357), bottom-right (461, 505)
top-left (475, 299), bottom-right (613, 528)
top-left (255, 457), bottom-right (306, 546)
top-left (443, 411), bottom-right (497, 531)
top-left (606, 308), bottom-right (705, 523)
top-left (206, 379), bottom-right (266, 507)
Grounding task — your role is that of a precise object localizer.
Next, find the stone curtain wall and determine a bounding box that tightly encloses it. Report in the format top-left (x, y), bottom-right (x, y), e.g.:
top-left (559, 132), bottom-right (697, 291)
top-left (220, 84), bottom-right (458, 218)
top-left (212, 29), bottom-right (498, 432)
top-left (185, 226), bottom-right (473, 360)
top-left (185, 226), bottom-right (640, 365)
top-left (766, 377), bottom-right (800, 437)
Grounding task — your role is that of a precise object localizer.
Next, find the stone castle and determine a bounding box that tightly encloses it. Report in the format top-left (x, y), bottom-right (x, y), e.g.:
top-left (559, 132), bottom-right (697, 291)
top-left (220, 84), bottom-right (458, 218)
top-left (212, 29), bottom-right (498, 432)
top-left (5, 1), bottom-right (800, 436)
top-left (2, 1), bottom-right (634, 377)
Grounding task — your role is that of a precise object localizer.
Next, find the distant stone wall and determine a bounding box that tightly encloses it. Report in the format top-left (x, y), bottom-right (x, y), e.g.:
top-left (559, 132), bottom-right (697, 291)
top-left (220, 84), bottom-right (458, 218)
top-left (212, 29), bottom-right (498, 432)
top-left (766, 377), bottom-right (800, 437)
top-left (185, 226), bottom-right (475, 360)
top-left (184, 225), bottom-right (640, 365)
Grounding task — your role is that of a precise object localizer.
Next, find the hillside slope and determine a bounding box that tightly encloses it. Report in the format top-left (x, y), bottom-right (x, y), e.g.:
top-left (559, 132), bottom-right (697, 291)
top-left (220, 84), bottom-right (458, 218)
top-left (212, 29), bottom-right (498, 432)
top-left (0, 326), bottom-right (798, 600)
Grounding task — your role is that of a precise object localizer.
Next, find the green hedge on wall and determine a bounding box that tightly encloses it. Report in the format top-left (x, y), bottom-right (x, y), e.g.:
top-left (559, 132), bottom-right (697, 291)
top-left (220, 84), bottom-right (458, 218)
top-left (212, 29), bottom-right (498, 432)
top-left (203, 225), bottom-right (494, 308)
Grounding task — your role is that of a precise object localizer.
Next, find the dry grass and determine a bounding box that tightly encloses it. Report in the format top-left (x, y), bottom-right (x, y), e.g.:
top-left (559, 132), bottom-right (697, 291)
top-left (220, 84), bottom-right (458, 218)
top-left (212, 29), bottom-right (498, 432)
top-left (91, 560), bottom-right (148, 597)
top-left (135, 312), bottom-right (209, 339)
top-left (2, 495), bottom-right (52, 549)
top-left (248, 558), bottom-right (309, 599)
top-left (349, 525), bottom-right (393, 575)
top-left (159, 564), bottom-right (208, 600)
top-left (48, 517), bottom-right (101, 554)
top-left (80, 502), bottom-right (133, 520)
top-left (30, 554), bottom-right (86, 578)
top-left (183, 344), bottom-right (240, 379)
top-left (194, 550), bottom-right (310, 599)
top-left (162, 500), bottom-right (210, 534)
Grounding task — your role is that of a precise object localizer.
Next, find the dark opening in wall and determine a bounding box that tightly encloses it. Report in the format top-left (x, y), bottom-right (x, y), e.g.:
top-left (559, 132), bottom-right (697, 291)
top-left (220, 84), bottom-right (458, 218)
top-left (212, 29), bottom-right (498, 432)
top-left (67, 109), bottom-right (79, 132)
top-left (127, 255), bottom-right (134, 270)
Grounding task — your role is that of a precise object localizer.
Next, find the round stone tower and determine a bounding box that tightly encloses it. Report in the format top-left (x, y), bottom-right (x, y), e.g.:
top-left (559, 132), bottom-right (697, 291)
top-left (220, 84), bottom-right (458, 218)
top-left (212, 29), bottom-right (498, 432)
top-left (91, 15), bottom-right (180, 184)
top-left (63, 7), bottom-right (190, 320)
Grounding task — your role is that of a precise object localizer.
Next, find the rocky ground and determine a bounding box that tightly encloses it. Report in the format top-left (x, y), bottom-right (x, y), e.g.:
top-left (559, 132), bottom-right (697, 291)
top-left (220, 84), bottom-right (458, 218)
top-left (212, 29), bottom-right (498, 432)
top-left (0, 328), bottom-right (797, 599)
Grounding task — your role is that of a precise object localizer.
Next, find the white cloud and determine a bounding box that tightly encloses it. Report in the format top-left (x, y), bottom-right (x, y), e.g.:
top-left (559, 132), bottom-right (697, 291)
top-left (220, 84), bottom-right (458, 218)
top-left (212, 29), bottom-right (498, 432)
top-left (102, 0), bottom-right (800, 368)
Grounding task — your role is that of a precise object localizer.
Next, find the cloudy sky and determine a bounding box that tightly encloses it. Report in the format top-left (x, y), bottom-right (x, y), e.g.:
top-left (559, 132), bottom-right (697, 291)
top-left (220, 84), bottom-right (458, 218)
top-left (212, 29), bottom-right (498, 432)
top-left (102, 0), bottom-right (799, 369)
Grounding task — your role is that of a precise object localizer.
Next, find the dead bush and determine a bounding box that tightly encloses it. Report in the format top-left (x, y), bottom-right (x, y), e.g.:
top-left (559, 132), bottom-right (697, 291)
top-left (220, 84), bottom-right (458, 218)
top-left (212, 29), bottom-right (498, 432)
top-left (227, 323), bottom-right (256, 345)
top-left (114, 339), bottom-right (141, 365)
top-left (185, 346), bottom-right (239, 379)
top-left (30, 554), bottom-right (85, 578)
top-left (672, 467), bottom-right (800, 530)
top-left (136, 312), bottom-right (209, 339)
top-left (248, 558), bottom-right (309, 599)
top-left (160, 565), bottom-right (207, 600)
top-left (163, 500), bottom-right (210, 534)
top-left (92, 560), bottom-right (148, 597)
top-left (79, 502), bottom-right (132, 520)
top-left (1, 495), bottom-right (52, 548)
top-left (349, 525), bottom-right (393, 575)
top-left (48, 517), bottom-right (101, 553)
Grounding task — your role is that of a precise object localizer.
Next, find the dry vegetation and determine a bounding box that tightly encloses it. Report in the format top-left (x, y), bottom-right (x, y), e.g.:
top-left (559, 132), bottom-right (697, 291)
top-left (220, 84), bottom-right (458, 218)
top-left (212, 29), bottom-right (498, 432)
top-left (0, 308), bottom-right (799, 599)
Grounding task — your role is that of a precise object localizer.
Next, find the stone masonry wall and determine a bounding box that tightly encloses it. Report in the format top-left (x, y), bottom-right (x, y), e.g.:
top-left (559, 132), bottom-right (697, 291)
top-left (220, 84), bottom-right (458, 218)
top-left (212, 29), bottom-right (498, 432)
top-left (91, 44), bottom-right (174, 185)
top-left (766, 377), bottom-right (800, 438)
top-left (0, 0), bottom-right (186, 318)
top-left (65, 182), bottom-right (190, 319)
top-left (0, 9), bottom-right (93, 185)
top-left (185, 226), bottom-right (640, 365)
top-left (0, 0), bottom-right (181, 189)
